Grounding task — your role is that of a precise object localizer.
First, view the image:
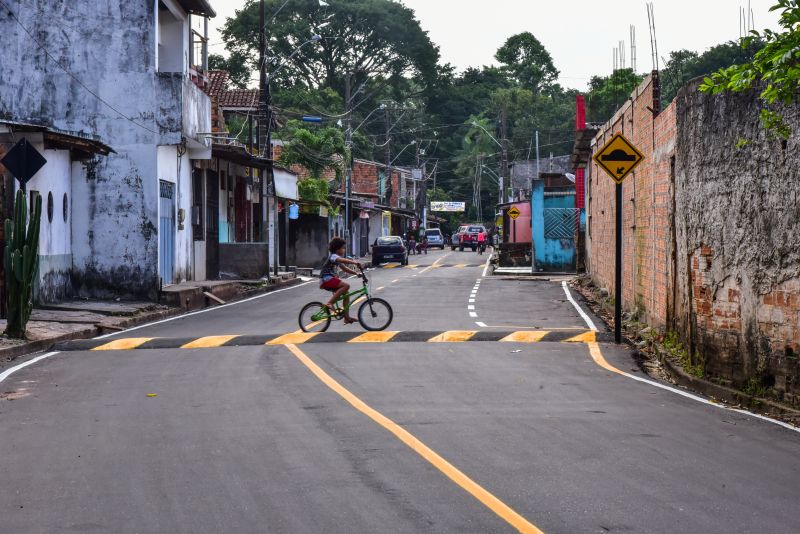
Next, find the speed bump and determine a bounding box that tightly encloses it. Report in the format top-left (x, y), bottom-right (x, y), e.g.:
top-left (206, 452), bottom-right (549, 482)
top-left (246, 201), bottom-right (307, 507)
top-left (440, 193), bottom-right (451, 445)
top-left (54, 330), bottom-right (610, 351)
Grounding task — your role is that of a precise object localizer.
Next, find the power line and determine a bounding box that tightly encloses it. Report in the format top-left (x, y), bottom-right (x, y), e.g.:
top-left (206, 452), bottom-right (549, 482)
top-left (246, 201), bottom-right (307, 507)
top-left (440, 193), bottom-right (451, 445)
top-left (0, 0), bottom-right (159, 135)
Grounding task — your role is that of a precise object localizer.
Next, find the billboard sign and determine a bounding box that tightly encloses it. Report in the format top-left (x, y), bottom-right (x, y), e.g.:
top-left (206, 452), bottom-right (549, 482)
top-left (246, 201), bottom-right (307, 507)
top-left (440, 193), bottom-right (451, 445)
top-left (430, 201), bottom-right (466, 212)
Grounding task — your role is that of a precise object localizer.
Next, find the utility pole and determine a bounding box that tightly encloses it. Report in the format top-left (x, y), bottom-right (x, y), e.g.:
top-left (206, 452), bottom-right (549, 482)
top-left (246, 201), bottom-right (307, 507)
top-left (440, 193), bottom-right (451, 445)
top-left (384, 105), bottom-right (392, 208)
top-left (500, 106), bottom-right (509, 204)
top-left (344, 73), bottom-right (353, 255)
top-left (258, 0), bottom-right (279, 276)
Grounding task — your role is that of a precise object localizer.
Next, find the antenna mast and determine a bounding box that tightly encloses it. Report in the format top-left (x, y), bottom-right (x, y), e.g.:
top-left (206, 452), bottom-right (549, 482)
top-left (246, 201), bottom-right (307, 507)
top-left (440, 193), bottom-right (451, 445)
top-left (630, 25), bottom-right (637, 73)
top-left (646, 2), bottom-right (659, 72)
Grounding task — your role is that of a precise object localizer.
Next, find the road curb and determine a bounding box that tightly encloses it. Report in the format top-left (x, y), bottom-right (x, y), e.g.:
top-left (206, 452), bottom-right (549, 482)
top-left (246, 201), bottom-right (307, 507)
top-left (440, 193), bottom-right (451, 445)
top-left (654, 346), bottom-right (800, 421)
top-left (0, 277), bottom-right (305, 366)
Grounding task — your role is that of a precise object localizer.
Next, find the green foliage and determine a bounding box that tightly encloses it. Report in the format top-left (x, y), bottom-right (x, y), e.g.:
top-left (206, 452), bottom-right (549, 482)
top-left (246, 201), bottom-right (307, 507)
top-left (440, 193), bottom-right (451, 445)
top-left (225, 114), bottom-right (252, 145)
top-left (700, 0), bottom-right (800, 137)
top-left (663, 332), bottom-right (704, 378)
top-left (4, 190), bottom-right (42, 339)
top-left (586, 69), bottom-right (645, 123)
top-left (495, 32), bottom-right (559, 94)
top-left (278, 121), bottom-right (348, 181)
top-left (209, 52), bottom-right (251, 89)
top-left (661, 40), bottom-right (764, 105)
top-left (220, 0), bottom-right (440, 93)
top-left (297, 178), bottom-right (332, 208)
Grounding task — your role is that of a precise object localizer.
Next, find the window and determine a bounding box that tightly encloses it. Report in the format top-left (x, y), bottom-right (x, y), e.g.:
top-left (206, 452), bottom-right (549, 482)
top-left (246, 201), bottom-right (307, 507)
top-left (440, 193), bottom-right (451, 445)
top-left (47, 192), bottom-right (54, 223)
top-left (376, 237), bottom-right (402, 246)
top-left (63, 193), bottom-right (68, 222)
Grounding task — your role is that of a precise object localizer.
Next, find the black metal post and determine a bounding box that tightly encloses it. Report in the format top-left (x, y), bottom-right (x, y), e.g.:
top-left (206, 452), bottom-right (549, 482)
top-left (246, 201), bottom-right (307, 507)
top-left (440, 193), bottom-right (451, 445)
top-left (615, 182), bottom-right (623, 344)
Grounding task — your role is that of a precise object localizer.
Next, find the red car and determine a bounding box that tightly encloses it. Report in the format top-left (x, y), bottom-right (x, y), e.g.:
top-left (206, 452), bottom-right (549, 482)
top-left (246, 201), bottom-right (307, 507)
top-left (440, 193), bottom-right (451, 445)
top-left (452, 224), bottom-right (487, 252)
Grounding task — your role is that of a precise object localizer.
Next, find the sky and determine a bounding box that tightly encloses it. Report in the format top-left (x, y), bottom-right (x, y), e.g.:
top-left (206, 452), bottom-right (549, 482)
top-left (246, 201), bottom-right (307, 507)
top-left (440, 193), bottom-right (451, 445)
top-left (207, 0), bottom-right (782, 91)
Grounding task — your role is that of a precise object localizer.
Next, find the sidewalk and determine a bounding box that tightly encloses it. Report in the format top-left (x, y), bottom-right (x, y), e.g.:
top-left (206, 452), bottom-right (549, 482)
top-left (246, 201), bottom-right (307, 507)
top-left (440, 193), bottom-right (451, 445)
top-left (0, 274), bottom-right (302, 365)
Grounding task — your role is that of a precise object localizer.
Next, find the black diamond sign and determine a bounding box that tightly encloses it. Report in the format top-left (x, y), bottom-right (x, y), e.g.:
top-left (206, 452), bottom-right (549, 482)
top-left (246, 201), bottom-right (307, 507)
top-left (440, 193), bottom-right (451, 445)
top-left (1, 138), bottom-right (47, 185)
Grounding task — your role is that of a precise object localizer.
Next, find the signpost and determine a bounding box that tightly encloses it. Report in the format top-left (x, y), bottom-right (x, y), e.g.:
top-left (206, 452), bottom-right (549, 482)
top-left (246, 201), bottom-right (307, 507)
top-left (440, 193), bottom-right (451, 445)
top-left (0, 138), bottom-right (47, 192)
top-left (507, 205), bottom-right (521, 243)
top-left (592, 133), bottom-right (644, 344)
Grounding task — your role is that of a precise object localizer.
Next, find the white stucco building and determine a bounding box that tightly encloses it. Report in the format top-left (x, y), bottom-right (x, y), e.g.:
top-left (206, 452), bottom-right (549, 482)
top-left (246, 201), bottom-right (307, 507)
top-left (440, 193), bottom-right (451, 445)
top-left (0, 0), bottom-right (215, 300)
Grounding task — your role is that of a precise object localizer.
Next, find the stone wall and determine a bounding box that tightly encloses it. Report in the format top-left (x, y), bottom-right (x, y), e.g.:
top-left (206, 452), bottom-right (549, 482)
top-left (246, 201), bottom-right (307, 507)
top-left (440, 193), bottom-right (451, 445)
top-left (674, 79), bottom-right (800, 402)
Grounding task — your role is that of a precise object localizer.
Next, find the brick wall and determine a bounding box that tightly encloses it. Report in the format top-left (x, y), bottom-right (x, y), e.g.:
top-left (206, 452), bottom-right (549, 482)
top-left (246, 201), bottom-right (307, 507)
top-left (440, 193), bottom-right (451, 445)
top-left (587, 73), bottom-right (800, 404)
top-left (586, 73), bottom-right (676, 327)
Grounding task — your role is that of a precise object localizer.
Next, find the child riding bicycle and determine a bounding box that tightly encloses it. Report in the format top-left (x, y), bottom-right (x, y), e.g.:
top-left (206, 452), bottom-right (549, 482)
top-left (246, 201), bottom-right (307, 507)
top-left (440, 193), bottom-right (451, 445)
top-left (320, 237), bottom-right (364, 324)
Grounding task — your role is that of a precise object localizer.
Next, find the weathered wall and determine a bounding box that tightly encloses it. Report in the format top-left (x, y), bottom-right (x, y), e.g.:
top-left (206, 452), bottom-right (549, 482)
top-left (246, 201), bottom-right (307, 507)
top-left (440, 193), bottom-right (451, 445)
top-left (0, 0), bottom-right (210, 299)
top-left (586, 73), bottom-right (676, 327)
top-left (674, 79), bottom-right (800, 401)
top-left (288, 215), bottom-right (330, 268)
top-left (586, 71), bottom-right (800, 403)
top-left (219, 244), bottom-right (268, 279)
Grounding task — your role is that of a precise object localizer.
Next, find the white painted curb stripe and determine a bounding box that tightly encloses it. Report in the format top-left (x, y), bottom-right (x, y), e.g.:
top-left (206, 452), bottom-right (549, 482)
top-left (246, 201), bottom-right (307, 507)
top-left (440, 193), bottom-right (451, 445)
top-left (562, 281), bottom-right (598, 331)
top-left (481, 257), bottom-right (491, 278)
top-left (0, 281), bottom-right (314, 385)
top-left (562, 282), bottom-right (799, 433)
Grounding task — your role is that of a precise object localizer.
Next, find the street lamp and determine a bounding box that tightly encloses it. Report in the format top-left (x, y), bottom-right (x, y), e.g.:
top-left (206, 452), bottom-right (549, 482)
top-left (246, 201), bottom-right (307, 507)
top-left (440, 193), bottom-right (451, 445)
top-left (471, 121), bottom-right (503, 148)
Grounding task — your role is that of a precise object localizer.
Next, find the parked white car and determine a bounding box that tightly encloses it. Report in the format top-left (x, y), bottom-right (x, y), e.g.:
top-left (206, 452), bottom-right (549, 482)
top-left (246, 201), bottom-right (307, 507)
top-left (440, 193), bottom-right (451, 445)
top-left (424, 228), bottom-right (445, 249)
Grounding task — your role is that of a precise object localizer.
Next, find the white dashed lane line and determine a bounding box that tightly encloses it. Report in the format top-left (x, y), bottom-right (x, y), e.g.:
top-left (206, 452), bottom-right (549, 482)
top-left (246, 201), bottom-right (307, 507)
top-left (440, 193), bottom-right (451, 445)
top-left (469, 278), bottom-right (483, 326)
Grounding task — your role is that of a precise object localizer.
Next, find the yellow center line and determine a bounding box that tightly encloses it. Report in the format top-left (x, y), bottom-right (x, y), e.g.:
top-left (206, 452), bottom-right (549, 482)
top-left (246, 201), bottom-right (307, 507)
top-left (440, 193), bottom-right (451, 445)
top-left (92, 338), bottom-right (153, 351)
top-left (284, 344), bottom-right (544, 534)
top-left (586, 342), bottom-right (626, 376)
top-left (419, 252), bottom-right (451, 275)
top-left (268, 332), bottom-right (320, 345)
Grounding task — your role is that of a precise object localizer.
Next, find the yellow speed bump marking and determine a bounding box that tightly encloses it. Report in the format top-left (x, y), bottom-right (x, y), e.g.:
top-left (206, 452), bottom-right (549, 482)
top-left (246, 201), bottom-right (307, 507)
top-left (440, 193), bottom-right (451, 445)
top-left (428, 331), bottom-right (477, 343)
top-left (565, 331), bottom-right (597, 343)
top-left (267, 332), bottom-right (320, 345)
top-left (500, 331), bottom-right (548, 343)
top-left (285, 343), bottom-right (544, 534)
top-left (383, 263), bottom-right (401, 269)
top-left (454, 263), bottom-right (468, 268)
top-left (348, 331), bottom-right (399, 343)
top-left (181, 335), bottom-right (239, 349)
top-left (92, 338), bottom-right (153, 351)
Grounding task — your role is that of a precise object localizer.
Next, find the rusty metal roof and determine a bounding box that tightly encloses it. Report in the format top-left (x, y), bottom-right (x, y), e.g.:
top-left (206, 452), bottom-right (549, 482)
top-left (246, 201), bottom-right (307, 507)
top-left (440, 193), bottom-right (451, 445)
top-left (0, 119), bottom-right (113, 156)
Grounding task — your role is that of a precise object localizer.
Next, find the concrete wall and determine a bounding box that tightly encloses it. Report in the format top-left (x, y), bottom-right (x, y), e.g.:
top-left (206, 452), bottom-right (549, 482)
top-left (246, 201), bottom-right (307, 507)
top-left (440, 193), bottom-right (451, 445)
top-left (219, 243), bottom-right (268, 279)
top-left (0, 0), bottom-right (210, 299)
top-left (288, 214), bottom-right (329, 268)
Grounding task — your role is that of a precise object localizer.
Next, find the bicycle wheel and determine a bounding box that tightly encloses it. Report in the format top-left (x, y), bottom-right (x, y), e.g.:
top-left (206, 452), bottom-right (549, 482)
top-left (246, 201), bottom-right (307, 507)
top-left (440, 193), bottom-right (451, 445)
top-left (358, 298), bottom-right (393, 331)
top-left (298, 302), bottom-right (332, 332)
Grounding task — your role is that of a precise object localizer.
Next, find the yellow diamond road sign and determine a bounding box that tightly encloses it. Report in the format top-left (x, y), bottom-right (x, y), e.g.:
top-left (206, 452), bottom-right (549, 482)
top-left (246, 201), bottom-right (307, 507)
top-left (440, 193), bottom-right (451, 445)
top-left (507, 206), bottom-right (521, 220)
top-left (593, 133), bottom-right (644, 184)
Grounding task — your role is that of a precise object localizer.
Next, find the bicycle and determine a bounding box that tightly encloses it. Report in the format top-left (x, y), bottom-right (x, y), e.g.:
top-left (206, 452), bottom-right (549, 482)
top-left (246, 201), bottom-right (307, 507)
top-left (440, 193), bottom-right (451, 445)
top-left (298, 266), bottom-right (393, 332)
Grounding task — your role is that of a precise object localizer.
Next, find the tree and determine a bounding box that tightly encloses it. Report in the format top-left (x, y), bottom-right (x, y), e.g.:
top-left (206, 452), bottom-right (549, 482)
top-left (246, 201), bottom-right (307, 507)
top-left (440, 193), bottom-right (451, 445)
top-left (208, 52), bottom-right (251, 89)
top-left (277, 122), bottom-right (348, 182)
top-left (700, 0), bottom-right (799, 138)
top-left (661, 40), bottom-right (763, 105)
top-left (495, 32), bottom-right (559, 94)
top-left (586, 69), bottom-right (645, 123)
top-left (219, 0), bottom-right (440, 94)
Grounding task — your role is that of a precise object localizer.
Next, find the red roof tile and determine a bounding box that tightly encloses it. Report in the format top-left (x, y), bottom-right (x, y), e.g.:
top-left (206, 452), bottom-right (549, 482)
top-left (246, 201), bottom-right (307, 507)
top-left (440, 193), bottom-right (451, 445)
top-left (218, 89), bottom-right (260, 109)
top-left (206, 70), bottom-right (230, 98)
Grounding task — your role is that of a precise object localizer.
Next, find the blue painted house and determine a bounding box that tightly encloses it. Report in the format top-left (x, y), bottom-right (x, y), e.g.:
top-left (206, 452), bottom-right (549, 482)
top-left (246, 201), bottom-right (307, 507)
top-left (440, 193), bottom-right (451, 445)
top-left (531, 173), bottom-right (578, 273)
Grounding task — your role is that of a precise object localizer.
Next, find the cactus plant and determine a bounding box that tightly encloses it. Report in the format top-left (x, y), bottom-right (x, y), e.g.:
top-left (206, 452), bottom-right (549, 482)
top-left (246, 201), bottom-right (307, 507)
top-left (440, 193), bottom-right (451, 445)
top-left (4, 190), bottom-right (41, 339)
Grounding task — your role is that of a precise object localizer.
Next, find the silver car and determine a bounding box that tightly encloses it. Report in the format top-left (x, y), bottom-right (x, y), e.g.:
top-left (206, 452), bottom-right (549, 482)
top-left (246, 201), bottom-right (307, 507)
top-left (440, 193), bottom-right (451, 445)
top-left (424, 228), bottom-right (445, 249)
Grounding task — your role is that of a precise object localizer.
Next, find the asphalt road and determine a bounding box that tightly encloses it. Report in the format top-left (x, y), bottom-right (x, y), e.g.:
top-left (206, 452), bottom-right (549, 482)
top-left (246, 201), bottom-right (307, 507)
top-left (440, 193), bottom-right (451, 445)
top-left (2, 248), bottom-right (799, 533)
